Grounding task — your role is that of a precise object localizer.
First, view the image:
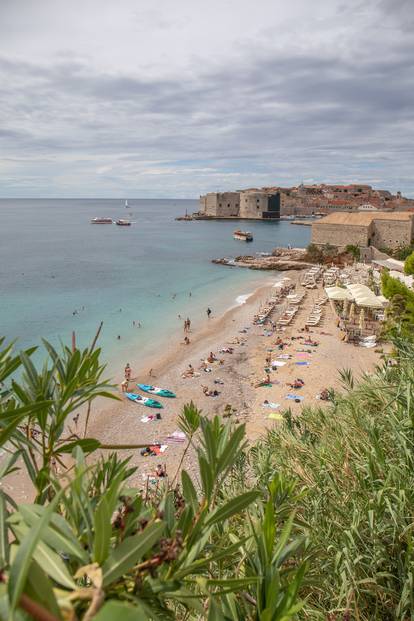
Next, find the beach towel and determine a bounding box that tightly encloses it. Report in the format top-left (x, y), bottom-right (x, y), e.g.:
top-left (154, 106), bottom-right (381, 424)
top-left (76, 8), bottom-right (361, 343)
top-left (272, 361), bottom-right (286, 367)
top-left (277, 354), bottom-right (291, 360)
top-left (296, 352), bottom-right (311, 357)
top-left (262, 402), bottom-right (280, 409)
top-left (286, 394), bottom-right (304, 401)
top-left (165, 430), bottom-right (186, 443)
top-left (296, 361), bottom-right (310, 366)
top-left (268, 412), bottom-right (283, 421)
top-left (149, 444), bottom-right (167, 455)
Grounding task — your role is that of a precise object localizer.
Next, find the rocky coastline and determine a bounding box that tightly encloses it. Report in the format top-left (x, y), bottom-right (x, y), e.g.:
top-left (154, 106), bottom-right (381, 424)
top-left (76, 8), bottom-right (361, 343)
top-left (212, 247), bottom-right (315, 271)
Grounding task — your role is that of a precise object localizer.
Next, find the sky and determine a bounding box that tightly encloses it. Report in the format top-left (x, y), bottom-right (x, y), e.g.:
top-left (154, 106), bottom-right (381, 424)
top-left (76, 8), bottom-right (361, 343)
top-left (0, 0), bottom-right (413, 198)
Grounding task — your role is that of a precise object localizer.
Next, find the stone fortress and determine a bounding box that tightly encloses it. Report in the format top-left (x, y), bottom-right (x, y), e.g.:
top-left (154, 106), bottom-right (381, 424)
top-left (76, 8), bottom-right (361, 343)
top-left (311, 211), bottom-right (414, 251)
top-left (198, 183), bottom-right (414, 220)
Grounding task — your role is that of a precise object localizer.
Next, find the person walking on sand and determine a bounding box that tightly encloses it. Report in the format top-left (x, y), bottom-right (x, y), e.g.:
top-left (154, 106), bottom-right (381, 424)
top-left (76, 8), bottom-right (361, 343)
top-left (187, 317), bottom-right (191, 331)
top-left (207, 307), bottom-right (212, 319)
top-left (183, 319), bottom-right (188, 333)
top-left (121, 379), bottom-right (128, 393)
top-left (149, 368), bottom-right (154, 377)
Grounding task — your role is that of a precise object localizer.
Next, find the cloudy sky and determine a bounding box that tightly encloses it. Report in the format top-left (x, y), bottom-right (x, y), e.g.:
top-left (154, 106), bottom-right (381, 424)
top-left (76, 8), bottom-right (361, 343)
top-left (0, 0), bottom-right (413, 197)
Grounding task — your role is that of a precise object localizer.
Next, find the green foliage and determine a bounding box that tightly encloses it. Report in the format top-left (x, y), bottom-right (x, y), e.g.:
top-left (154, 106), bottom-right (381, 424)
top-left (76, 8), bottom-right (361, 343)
top-left (404, 250), bottom-right (414, 275)
top-left (304, 243), bottom-right (324, 263)
top-left (381, 270), bottom-right (414, 336)
top-left (0, 338), bottom-right (306, 620)
top-left (249, 338), bottom-right (414, 619)
top-left (345, 243), bottom-right (361, 261)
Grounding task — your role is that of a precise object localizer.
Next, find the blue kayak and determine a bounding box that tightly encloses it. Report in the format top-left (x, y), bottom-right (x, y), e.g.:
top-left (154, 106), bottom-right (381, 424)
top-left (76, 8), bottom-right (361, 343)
top-left (125, 392), bottom-right (163, 409)
top-left (137, 384), bottom-right (176, 398)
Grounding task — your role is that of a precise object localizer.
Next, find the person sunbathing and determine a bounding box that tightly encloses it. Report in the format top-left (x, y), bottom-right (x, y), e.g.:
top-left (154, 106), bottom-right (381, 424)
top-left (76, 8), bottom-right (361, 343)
top-left (202, 385), bottom-right (220, 397)
top-left (207, 352), bottom-right (218, 363)
top-left (287, 378), bottom-right (305, 389)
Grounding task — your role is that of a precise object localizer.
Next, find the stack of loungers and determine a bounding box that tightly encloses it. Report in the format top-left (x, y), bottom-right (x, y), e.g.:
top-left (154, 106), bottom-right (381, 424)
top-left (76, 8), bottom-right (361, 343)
top-left (286, 291), bottom-right (306, 305)
top-left (305, 301), bottom-right (325, 326)
top-left (323, 267), bottom-right (340, 286)
top-left (302, 266), bottom-right (323, 289)
top-left (277, 305), bottom-right (299, 327)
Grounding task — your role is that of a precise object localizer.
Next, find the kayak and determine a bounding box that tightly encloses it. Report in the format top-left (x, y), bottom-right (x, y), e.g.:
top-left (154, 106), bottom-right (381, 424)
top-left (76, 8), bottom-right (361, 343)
top-left (125, 392), bottom-right (163, 409)
top-left (137, 384), bottom-right (176, 398)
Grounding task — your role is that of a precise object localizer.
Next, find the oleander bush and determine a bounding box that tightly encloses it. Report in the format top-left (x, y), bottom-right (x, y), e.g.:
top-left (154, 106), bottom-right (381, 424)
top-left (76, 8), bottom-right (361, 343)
top-left (0, 338), bottom-right (306, 620)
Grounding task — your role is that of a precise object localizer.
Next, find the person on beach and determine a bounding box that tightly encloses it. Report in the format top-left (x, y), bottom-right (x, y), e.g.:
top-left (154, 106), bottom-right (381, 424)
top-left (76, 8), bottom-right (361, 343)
top-left (124, 364), bottom-right (132, 380)
top-left (149, 368), bottom-right (154, 377)
top-left (183, 319), bottom-right (188, 333)
top-left (207, 307), bottom-right (212, 318)
top-left (155, 464), bottom-right (167, 477)
top-left (187, 317), bottom-right (191, 331)
top-left (184, 336), bottom-right (190, 345)
top-left (121, 379), bottom-right (128, 392)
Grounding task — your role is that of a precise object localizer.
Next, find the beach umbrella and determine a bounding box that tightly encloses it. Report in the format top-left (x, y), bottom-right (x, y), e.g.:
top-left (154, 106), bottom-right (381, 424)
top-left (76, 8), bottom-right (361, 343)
top-left (359, 308), bottom-right (365, 330)
top-left (349, 303), bottom-right (355, 322)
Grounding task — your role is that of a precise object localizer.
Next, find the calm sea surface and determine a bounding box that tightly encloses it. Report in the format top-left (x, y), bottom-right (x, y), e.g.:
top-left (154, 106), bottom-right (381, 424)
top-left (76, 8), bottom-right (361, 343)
top-left (0, 199), bottom-right (311, 373)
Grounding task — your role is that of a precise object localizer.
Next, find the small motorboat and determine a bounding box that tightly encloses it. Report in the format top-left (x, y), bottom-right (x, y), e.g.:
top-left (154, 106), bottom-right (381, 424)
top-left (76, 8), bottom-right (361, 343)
top-left (233, 230), bottom-right (253, 241)
top-left (91, 217), bottom-right (113, 224)
top-left (125, 393), bottom-right (163, 408)
top-left (116, 219), bottom-right (132, 226)
top-left (137, 384), bottom-right (176, 398)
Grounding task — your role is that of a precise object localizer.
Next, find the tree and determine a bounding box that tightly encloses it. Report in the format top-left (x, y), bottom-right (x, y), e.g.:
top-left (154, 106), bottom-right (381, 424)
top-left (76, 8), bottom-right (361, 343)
top-left (404, 250), bottom-right (414, 275)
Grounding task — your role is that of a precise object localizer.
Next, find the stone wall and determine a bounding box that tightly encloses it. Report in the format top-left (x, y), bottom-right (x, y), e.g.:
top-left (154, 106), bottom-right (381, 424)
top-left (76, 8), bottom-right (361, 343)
top-left (200, 192), bottom-right (240, 217)
top-left (311, 223), bottom-right (371, 248)
top-left (371, 219), bottom-right (414, 249)
top-left (239, 191), bottom-right (269, 218)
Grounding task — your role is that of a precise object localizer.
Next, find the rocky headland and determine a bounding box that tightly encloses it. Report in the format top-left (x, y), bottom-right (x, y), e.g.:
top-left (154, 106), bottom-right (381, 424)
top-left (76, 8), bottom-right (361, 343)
top-left (212, 247), bottom-right (315, 271)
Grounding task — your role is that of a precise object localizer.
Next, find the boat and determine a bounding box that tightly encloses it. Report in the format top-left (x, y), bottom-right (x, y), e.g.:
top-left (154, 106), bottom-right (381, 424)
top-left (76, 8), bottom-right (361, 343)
top-left (116, 219), bottom-right (131, 226)
top-left (125, 392), bottom-right (163, 408)
top-left (125, 200), bottom-right (129, 208)
top-left (233, 230), bottom-right (253, 241)
top-left (137, 384), bottom-right (176, 398)
top-left (91, 217), bottom-right (113, 224)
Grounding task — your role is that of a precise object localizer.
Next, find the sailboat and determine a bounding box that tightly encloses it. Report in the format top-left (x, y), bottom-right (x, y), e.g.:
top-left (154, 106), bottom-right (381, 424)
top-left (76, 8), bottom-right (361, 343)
top-left (125, 199), bottom-right (129, 208)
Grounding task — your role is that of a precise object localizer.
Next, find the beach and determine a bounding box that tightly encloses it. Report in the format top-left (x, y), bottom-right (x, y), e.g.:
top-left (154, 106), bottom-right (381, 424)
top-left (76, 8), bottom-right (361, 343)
top-left (86, 269), bottom-right (381, 487)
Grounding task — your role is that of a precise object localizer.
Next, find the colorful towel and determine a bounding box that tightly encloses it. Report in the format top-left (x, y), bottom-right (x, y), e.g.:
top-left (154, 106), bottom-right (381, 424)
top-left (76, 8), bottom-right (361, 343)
top-left (262, 402), bottom-right (280, 409)
top-left (268, 412), bottom-right (283, 421)
top-left (272, 361), bottom-right (286, 367)
top-left (286, 394), bottom-right (304, 401)
top-left (295, 361), bottom-right (310, 366)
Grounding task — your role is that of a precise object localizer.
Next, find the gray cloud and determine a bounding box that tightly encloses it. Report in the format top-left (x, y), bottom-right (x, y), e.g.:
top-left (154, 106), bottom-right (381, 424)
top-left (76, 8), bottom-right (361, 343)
top-left (0, 0), bottom-right (413, 197)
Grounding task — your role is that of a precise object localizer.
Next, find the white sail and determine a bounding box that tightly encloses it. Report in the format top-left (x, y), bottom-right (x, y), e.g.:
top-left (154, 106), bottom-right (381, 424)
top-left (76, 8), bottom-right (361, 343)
top-left (125, 199), bottom-right (129, 208)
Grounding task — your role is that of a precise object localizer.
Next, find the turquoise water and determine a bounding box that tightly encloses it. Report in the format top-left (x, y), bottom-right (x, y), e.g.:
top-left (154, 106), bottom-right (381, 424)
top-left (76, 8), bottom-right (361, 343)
top-left (0, 199), bottom-right (310, 373)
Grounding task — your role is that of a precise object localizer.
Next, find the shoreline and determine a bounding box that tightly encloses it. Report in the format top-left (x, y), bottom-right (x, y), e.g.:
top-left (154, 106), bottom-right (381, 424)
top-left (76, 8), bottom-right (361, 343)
top-left (86, 265), bottom-right (382, 488)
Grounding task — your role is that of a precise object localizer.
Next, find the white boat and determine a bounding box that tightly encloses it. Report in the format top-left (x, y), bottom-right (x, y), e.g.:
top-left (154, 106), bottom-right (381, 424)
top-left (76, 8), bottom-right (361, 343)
top-left (233, 230), bottom-right (253, 241)
top-left (91, 217), bottom-right (113, 224)
top-left (125, 200), bottom-right (129, 208)
top-left (116, 219), bottom-right (132, 226)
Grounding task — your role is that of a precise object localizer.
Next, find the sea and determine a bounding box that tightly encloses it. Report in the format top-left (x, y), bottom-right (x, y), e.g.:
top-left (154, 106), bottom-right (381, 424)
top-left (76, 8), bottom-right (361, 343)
top-left (0, 199), bottom-right (311, 375)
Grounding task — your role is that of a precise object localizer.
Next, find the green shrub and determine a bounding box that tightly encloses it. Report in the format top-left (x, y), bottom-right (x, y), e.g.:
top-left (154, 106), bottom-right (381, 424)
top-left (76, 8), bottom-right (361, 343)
top-left (247, 338), bottom-right (414, 619)
top-left (345, 244), bottom-right (361, 261)
top-left (404, 250), bottom-right (414, 275)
